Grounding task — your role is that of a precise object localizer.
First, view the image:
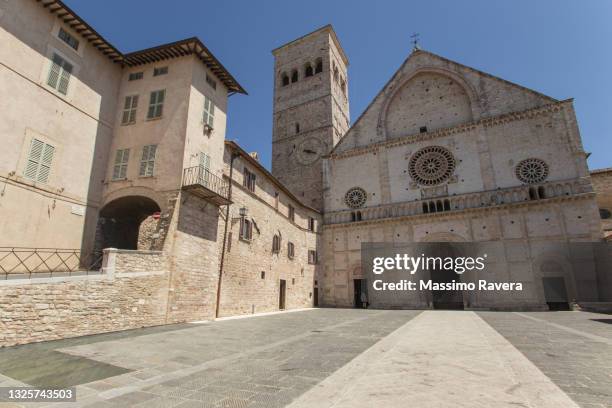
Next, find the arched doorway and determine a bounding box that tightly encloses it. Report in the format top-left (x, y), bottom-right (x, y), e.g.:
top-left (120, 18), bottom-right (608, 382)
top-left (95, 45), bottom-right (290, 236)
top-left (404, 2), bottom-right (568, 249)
top-left (98, 196), bottom-right (161, 250)
top-left (428, 242), bottom-right (464, 310)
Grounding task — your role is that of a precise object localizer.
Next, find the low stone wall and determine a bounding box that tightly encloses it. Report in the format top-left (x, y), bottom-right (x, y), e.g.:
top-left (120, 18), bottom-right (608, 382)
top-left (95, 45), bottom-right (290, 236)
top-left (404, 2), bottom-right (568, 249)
top-left (0, 249), bottom-right (171, 347)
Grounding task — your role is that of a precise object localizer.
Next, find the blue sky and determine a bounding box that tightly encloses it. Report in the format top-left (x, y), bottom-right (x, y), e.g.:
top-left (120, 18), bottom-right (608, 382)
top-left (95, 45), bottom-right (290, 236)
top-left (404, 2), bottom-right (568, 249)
top-left (65, 0), bottom-right (612, 170)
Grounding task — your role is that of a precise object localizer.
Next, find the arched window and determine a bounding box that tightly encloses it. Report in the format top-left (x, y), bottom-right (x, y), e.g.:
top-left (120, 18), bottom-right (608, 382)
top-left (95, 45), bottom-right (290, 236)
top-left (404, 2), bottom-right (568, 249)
top-left (295, 123), bottom-right (300, 134)
top-left (291, 69), bottom-right (298, 83)
top-left (333, 67), bottom-right (339, 83)
top-left (304, 63), bottom-right (313, 77)
top-left (529, 187), bottom-right (537, 200)
top-left (443, 199), bottom-right (451, 211)
top-left (272, 234), bottom-right (281, 253)
top-left (315, 58), bottom-right (323, 74)
top-left (281, 73), bottom-right (289, 87)
top-left (351, 212), bottom-right (356, 222)
top-left (356, 211), bottom-right (362, 221)
top-left (436, 201), bottom-right (443, 212)
top-left (340, 78), bottom-right (346, 95)
top-left (537, 186), bottom-right (546, 199)
top-left (422, 203), bottom-right (429, 214)
top-left (429, 202), bottom-right (436, 213)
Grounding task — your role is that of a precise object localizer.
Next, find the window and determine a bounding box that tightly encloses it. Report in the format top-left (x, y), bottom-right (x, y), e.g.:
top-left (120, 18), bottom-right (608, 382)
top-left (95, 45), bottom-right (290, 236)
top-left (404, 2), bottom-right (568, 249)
top-left (199, 152), bottom-right (211, 170)
top-left (240, 218), bottom-right (253, 241)
top-left (295, 123), bottom-right (300, 134)
top-left (308, 250), bottom-right (317, 265)
top-left (419, 126), bottom-right (428, 133)
top-left (112, 148), bottom-right (129, 180)
top-left (244, 168), bottom-right (256, 192)
top-left (272, 235), bottom-right (281, 253)
top-left (281, 73), bottom-right (289, 87)
top-left (24, 139), bottom-right (54, 183)
top-left (288, 205), bottom-right (295, 222)
top-left (58, 28), bottom-right (79, 51)
top-left (291, 70), bottom-right (298, 83)
top-left (287, 242), bottom-right (295, 259)
top-left (47, 53), bottom-right (73, 95)
top-left (128, 72), bottom-right (143, 81)
top-left (206, 74), bottom-right (217, 90)
top-left (315, 58), bottom-right (323, 74)
top-left (305, 63), bottom-right (313, 77)
top-left (308, 217), bottom-right (315, 232)
top-left (340, 78), bottom-right (346, 95)
top-left (147, 90), bottom-right (165, 119)
top-left (139, 144), bottom-right (157, 177)
top-left (153, 66), bottom-right (168, 76)
top-left (121, 95), bottom-right (138, 125)
top-left (261, 271), bottom-right (265, 279)
top-left (203, 96), bottom-right (215, 127)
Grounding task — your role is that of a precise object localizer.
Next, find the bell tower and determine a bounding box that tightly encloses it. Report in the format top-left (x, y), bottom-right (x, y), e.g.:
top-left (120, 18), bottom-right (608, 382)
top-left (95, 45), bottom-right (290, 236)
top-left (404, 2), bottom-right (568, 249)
top-left (271, 25), bottom-right (350, 210)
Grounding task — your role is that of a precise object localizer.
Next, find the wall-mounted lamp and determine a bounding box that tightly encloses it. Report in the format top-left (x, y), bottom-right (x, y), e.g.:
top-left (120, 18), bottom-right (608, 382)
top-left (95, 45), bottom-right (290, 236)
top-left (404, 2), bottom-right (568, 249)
top-left (239, 207), bottom-right (248, 218)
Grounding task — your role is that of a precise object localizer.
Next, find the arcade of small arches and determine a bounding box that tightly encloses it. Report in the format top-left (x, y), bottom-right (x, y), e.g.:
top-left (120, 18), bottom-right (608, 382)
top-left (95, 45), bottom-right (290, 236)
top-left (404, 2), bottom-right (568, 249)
top-left (280, 57), bottom-right (323, 86)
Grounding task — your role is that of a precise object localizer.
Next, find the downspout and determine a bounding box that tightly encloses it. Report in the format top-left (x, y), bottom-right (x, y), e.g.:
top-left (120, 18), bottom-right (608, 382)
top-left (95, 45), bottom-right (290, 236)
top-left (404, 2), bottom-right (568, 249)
top-left (215, 151), bottom-right (239, 318)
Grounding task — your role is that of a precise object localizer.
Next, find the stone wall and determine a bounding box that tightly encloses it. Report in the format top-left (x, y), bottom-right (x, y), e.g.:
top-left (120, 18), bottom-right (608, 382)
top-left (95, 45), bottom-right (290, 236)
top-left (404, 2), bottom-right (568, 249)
top-left (0, 249), bottom-right (170, 347)
top-left (590, 168), bottom-right (612, 239)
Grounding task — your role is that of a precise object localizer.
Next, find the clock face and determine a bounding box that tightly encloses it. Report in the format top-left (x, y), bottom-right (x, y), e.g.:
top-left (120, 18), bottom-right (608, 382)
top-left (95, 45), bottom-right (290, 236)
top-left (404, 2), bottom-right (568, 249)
top-left (297, 137), bottom-right (325, 165)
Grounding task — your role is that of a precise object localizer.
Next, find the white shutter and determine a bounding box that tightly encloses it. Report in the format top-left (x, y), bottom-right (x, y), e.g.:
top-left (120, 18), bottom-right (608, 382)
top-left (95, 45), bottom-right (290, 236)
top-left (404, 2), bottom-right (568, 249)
top-left (57, 60), bottom-right (72, 95)
top-left (24, 139), bottom-right (43, 180)
top-left (37, 144), bottom-right (55, 183)
top-left (47, 55), bottom-right (62, 89)
top-left (199, 152), bottom-right (210, 170)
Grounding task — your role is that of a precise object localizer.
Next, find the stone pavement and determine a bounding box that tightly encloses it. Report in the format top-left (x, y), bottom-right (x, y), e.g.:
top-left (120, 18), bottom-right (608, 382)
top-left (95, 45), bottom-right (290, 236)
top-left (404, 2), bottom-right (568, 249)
top-left (0, 309), bottom-right (609, 408)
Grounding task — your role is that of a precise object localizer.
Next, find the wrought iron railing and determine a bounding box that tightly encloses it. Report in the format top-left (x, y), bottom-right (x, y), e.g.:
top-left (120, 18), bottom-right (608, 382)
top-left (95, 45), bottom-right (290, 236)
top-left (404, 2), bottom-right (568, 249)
top-left (182, 166), bottom-right (230, 200)
top-left (0, 248), bottom-right (103, 279)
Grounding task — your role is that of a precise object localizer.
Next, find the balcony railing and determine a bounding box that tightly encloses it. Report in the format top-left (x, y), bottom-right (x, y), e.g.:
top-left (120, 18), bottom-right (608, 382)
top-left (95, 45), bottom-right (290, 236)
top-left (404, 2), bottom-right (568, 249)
top-left (0, 248), bottom-right (103, 280)
top-left (182, 166), bottom-right (231, 205)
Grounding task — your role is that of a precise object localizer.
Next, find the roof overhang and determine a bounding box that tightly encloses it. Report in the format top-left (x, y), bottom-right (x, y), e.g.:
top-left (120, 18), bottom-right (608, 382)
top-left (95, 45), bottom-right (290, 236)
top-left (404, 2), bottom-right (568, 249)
top-left (36, 0), bottom-right (246, 94)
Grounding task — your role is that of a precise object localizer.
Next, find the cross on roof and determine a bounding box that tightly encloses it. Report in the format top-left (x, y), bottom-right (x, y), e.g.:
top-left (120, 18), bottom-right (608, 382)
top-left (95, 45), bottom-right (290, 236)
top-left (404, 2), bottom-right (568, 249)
top-left (411, 33), bottom-right (421, 51)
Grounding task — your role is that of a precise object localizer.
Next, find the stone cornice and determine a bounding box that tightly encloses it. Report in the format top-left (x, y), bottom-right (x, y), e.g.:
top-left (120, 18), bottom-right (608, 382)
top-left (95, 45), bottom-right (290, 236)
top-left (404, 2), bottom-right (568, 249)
top-left (327, 99), bottom-right (574, 160)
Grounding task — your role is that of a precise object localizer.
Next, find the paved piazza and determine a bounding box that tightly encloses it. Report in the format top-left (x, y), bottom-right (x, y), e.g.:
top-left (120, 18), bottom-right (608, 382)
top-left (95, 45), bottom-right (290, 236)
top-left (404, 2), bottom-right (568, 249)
top-left (0, 309), bottom-right (610, 408)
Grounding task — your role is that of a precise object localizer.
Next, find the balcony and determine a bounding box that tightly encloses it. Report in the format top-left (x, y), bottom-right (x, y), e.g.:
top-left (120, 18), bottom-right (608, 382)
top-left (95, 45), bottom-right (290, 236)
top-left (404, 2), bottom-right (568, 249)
top-left (182, 166), bottom-right (231, 205)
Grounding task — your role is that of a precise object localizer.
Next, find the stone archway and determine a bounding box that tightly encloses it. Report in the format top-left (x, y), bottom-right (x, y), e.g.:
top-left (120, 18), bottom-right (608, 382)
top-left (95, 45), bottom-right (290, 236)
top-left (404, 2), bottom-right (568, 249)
top-left (97, 195), bottom-right (161, 250)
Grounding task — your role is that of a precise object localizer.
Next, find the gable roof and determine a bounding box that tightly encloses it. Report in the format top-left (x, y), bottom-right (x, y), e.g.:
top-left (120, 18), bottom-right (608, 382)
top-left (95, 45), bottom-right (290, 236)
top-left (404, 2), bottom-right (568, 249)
top-left (36, 0), bottom-right (246, 94)
top-left (330, 48), bottom-right (557, 155)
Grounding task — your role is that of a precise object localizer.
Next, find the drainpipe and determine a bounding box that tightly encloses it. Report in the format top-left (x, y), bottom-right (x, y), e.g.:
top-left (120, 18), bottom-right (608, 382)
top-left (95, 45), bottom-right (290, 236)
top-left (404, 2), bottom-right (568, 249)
top-left (215, 151), bottom-right (239, 318)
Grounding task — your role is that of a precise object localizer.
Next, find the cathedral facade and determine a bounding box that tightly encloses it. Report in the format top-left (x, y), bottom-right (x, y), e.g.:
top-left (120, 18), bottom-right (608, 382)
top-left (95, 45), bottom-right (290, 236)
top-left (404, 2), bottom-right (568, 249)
top-left (271, 26), bottom-right (604, 310)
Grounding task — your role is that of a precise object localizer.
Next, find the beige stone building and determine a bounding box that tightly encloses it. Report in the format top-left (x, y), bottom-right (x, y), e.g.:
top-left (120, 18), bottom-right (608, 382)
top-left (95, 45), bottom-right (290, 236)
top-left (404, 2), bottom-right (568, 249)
top-left (0, 1), bottom-right (610, 345)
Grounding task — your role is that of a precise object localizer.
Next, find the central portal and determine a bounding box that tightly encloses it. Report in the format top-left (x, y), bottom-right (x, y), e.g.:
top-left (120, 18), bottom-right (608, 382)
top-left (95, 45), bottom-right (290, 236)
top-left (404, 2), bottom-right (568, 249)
top-left (429, 243), bottom-right (464, 310)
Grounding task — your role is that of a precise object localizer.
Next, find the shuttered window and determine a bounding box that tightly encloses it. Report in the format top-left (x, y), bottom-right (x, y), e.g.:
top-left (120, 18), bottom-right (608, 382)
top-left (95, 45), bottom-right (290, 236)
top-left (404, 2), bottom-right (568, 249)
top-left (47, 53), bottom-right (73, 95)
top-left (308, 250), bottom-right (318, 264)
top-left (121, 95), bottom-right (138, 125)
top-left (139, 145), bottom-right (157, 177)
top-left (24, 139), bottom-right (55, 183)
top-left (239, 218), bottom-right (253, 241)
top-left (203, 96), bottom-right (215, 127)
top-left (199, 152), bottom-right (210, 170)
top-left (287, 242), bottom-right (295, 259)
top-left (147, 90), bottom-right (165, 119)
top-left (112, 148), bottom-right (129, 180)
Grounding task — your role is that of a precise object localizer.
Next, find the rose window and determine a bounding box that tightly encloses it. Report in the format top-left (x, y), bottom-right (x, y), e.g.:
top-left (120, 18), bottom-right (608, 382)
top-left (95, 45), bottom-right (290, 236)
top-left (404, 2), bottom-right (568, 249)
top-left (344, 187), bottom-right (367, 209)
top-left (408, 146), bottom-right (456, 186)
top-left (515, 158), bottom-right (549, 184)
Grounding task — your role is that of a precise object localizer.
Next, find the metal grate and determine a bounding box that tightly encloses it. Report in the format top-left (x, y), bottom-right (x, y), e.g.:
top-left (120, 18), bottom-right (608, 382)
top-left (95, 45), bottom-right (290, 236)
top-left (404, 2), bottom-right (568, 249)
top-left (0, 248), bottom-right (103, 280)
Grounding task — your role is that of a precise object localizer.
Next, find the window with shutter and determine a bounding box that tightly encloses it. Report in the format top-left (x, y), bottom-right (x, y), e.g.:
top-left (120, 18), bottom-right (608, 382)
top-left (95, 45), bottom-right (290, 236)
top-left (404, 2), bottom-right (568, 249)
top-left (287, 242), bottom-right (295, 259)
top-left (239, 218), bottom-right (252, 241)
top-left (112, 148), bottom-right (129, 180)
top-left (308, 250), bottom-right (317, 264)
top-left (203, 96), bottom-right (215, 127)
top-left (139, 145), bottom-right (157, 177)
top-left (272, 235), bottom-right (280, 253)
top-left (199, 152), bottom-right (210, 170)
top-left (24, 139), bottom-right (55, 183)
top-left (147, 90), bottom-right (165, 119)
top-left (121, 95), bottom-right (138, 125)
top-left (47, 53), bottom-right (72, 95)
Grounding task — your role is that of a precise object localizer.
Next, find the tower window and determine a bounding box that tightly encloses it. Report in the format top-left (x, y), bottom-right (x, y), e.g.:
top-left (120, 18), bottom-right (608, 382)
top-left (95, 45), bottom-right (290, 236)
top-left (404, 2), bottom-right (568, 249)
top-left (295, 123), bottom-right (300, 134)
top-left (315, 58), bottom-right (323, 74)
top-left (291, 70), bottom-right (298, 83)
top-left (340, 78), bottom-right (346, 95)
top-left (420, 126), bottom-right (428, 133)
top-left (281, 73), bottom-right (289, 86)
top-left (305, 64), bottom-right (313, 77)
